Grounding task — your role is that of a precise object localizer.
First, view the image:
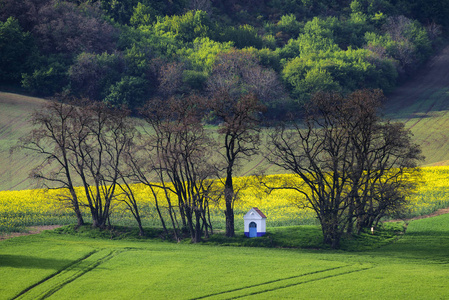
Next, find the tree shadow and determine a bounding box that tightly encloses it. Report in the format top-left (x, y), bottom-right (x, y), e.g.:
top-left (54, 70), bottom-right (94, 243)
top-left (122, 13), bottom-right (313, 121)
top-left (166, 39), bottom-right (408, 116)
top-left (0, 255), bottom-right (74, 270)
top-left (354, 230), bottom-right (449, 264)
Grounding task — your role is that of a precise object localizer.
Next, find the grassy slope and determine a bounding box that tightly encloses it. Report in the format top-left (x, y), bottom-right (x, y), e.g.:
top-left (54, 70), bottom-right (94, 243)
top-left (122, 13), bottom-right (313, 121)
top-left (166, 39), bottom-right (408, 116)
top-left (2, 45), bottom-right (449, 190)
top-left (384, 46), bottom-right (449, 166)
top-left (0, 214), bottom-right (448, 299)
top-left (0, 92), bottom-right (274, 191)
top-left (0, 92), bottom-right (47, 191)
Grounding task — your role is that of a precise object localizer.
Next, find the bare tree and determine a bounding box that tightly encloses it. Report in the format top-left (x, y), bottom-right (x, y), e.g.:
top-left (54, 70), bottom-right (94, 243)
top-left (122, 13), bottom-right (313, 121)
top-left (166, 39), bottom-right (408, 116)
top-left (65, 101), bottom-right (135, 228)
top-left (206, 50), bottom-right (283, 237)
top-left (18, 100), bottom-right (85, 226)
top-left (158, 61), bottom-right (186, 98)
top-left (189, 0), bottom-right (212, 14)
top-left (140, 95), bottom-right (219, 242)
top-left (338, 90), bottom-right (423, 234)
top-left (115, 173), bottom-right (145, 236)
top-left (266, 89), bottom-right (423, 249)
top-left (206, 50), bottom-right (285, 109)
top-left (120, 124), bottom-right (176, 240)
top-left (383, 16), bottom-right (419, 73)
top-left (208, 91), bottom-right (265, 237)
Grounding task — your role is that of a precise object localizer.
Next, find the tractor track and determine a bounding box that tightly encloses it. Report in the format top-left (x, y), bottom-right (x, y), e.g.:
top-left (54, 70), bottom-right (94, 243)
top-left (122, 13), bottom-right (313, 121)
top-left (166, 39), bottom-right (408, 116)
top-left (193, 263), bottom-right (373, 300)
top-left (12, 249), bottom-right (119, 300)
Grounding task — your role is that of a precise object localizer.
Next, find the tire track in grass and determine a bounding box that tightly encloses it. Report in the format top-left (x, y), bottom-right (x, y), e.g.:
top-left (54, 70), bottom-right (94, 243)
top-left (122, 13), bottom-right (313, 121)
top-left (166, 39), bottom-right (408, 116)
top-left (11, 250), bottom-right (98, 300)
top-left (229, 264), bottom-right (373, 299)
top-left (13, 249), bottom-right (119, 300)
top-left (193, 264), bottom-right (373, 300)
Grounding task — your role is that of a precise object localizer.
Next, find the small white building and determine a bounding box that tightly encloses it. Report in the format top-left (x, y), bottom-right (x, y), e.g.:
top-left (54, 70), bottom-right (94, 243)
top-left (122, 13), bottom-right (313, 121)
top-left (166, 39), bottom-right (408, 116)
top-left (243, 207), bottom-right (267, 237)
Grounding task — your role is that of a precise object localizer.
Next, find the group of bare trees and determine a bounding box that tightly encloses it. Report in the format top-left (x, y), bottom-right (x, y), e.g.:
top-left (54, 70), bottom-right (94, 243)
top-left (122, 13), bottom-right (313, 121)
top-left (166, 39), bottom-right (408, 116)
top-left (266, 89), bottom-right (423, 248)
top-left (20, 100), bottom-right (135, 229)
top-left (19, 90), bottom-right (264, 242)
top-left (18, 50), bottom-right (284, 242)
top-left (19, 87), bottom-right (422, 248)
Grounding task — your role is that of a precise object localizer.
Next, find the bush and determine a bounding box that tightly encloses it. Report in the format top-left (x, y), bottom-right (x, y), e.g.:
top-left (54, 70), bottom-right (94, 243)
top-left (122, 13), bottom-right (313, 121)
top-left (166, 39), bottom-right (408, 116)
top-left (182, 70), bottom-right (207, 90)
top-left (177, 37), bottom-right (232, 72)
top-left (22, 60), bottom-right (69, 96)
top-left (216, 24), bottom-right (264, 49)
top-left (104, 76), bottom-right (149, 108)
top-left (277, 14), bottom-right (302, 39)
top-left (153, 10), bottom-right (213, 44)
top-left (69, 52), bottom-right (125, 100)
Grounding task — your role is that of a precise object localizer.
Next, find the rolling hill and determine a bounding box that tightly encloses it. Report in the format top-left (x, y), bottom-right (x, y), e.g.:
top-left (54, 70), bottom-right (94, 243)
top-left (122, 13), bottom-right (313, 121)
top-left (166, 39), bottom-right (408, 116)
top-left (0, 92), bottom-right (47, 191)
top-left (2, 45), bottom-right (449, 191)
top-left (384, 45), bottom-right (449, 166)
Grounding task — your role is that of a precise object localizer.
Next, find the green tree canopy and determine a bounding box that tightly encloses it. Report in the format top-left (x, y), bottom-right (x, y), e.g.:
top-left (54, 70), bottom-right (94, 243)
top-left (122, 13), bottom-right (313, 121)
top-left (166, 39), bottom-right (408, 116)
top-left (0, 17), bottom-right (37, 84)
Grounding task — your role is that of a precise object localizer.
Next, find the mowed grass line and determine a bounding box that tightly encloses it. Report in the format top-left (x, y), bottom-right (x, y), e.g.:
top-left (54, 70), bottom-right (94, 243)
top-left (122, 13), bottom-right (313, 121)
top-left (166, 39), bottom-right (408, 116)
top-left (1, 213), bottom-right (449, 299)
top-left (45, 246), bottom-right (347, 299)
top-left (194, 263), bottom-right (373, 300)
top-left (0, 237), bottom-right (98, 300)
top-left (14, 249), bottom-right (118, 300)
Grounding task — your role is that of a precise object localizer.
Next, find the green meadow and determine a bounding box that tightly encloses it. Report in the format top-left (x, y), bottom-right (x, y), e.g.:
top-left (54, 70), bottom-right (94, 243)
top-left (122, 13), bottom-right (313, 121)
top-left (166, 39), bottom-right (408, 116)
top-left (2, 43), bottom-right (449, 300)
top-left (1, 214), bottom-right (448, 299)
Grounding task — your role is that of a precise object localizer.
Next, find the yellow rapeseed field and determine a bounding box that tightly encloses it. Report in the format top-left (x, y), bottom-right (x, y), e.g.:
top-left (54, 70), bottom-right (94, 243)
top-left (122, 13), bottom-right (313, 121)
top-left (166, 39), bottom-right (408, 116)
top-left (1, 167), bottom-right (449, 233)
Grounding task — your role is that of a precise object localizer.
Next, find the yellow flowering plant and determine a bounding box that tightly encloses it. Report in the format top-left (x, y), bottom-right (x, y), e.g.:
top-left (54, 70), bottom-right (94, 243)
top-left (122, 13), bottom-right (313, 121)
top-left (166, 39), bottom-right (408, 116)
top-left (1, 167), bottom-right (449, 233)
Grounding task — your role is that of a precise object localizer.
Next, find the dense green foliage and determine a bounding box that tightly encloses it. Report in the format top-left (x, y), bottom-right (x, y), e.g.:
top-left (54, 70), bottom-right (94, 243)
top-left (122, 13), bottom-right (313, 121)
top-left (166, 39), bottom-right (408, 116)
top-left (0, 0), bottom-right (445, 111)
top-left (0, 17), bottom-right (37, 83)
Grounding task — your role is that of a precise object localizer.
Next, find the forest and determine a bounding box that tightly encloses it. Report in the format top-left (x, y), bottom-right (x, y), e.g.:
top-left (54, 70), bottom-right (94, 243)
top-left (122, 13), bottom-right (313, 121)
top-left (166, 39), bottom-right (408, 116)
top-left (1, 0), bottom-right (447, 117)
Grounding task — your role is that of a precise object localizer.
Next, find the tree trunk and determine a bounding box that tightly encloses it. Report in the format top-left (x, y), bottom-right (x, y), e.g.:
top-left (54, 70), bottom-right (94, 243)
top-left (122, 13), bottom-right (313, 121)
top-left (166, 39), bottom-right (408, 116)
top-left (185, 206), bottom-right (196, 242)
top-left (137, 222), bottom-right (145, 236)
top-left (73, 202), bottom-right (85, 226)
top-left (69, 188), bottom-right (84, 226)
top-left (224, 175), bottom-right (235, 237)
top-left (194, 210), bottom-right (202, 243)
top-left (91, 213), bottom-right (100, 228)
top-left (321, 214), bottom-right (342, 249)
top-left (346, 199), bottom-right (354, 235)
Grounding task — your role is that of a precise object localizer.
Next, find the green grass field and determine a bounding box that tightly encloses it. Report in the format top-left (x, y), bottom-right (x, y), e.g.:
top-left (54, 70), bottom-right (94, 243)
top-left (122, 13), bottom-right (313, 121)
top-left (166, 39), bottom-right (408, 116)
top-left (0, 214), bottom-right (448, 299)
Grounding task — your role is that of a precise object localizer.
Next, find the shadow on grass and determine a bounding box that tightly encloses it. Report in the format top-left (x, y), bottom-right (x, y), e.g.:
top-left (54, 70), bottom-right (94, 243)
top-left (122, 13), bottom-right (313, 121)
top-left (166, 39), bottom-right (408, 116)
top-left (46, 222), bottom-right (407, 252)
top-left (0, 255), bottom-right (74, 270)
top-left (353, 215), bottom-right (449, 263)
top-left (202, 223), bottom-right (404, 251)
top-left (201, 226), bottom-right (325, 249)
top-left (51, 224), bottom-right (168, 240)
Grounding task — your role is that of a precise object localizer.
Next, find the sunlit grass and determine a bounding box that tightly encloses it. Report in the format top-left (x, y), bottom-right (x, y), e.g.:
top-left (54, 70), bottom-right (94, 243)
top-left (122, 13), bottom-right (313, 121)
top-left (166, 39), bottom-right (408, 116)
top-left (1, 214), bottom-right (449, 299)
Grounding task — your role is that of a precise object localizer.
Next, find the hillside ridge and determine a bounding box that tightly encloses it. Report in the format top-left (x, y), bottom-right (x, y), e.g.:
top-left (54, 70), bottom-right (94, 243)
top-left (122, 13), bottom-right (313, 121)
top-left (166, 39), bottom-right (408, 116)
top-left (385, 45), bottom-right (449, 165)
top-left (2, 45), bottom-right (449, 190)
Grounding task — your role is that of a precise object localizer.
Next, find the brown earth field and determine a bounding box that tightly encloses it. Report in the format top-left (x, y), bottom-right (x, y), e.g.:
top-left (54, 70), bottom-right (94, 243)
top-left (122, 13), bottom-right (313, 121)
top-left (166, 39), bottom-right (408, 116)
top-left (0, 225), bottom-right (62, 241)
